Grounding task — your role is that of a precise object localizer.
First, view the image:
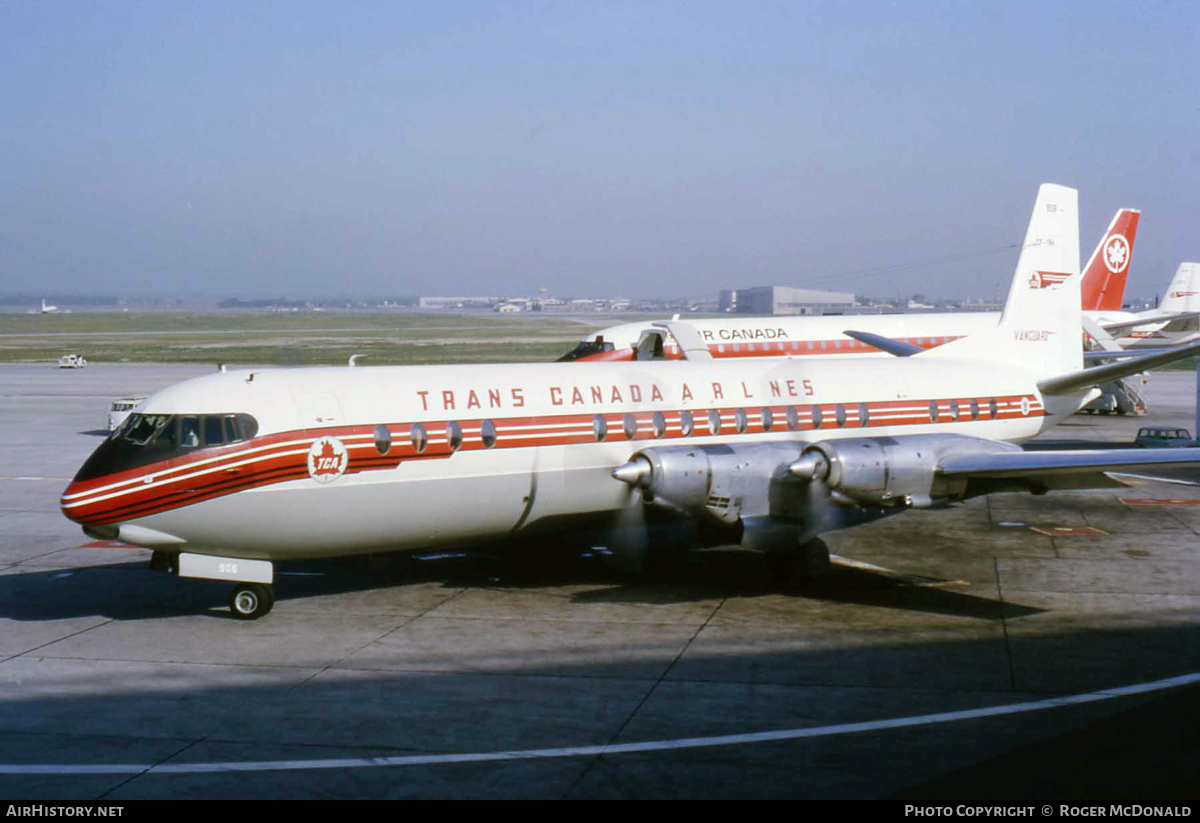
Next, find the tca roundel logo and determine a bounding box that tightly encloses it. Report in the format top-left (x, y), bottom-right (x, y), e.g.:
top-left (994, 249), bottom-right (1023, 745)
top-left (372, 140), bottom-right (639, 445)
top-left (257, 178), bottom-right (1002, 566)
top-left (1104, 235), bottom-right (1129, 273)
top-left (307, 436), bottom-right (349, 483)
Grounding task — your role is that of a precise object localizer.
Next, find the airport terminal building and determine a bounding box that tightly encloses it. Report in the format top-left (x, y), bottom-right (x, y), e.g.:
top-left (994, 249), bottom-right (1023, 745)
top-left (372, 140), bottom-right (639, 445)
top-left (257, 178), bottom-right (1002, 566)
top-left (719, 286), bottom-right (856, 315)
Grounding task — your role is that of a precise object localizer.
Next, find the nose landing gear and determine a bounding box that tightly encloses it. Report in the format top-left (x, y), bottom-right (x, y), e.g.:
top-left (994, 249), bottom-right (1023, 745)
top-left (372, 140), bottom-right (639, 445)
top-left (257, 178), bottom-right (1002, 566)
top-left (229, 583), bottom-right (275, 620)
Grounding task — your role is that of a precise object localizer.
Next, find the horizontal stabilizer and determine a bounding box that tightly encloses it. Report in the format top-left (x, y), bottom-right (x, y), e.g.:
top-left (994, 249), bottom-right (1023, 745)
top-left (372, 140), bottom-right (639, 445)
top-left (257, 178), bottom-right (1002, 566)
top-left (842, 330), bottom-right (922, 357)
top-left (1100, 311), bottom-right (1200, 334)
top-left (1083, 348), bottom-right (1175, 361)
top-left (1038, 339), bottom-right (1200, 395)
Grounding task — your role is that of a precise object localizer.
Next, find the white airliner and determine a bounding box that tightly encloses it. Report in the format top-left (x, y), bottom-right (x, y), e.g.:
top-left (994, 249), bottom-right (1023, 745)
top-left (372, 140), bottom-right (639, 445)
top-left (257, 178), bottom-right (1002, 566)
top-left (1090, 262), bottom-right (1200, 350)
top-left (62, 185), bottom-right (1200, 619)
top-left (562, 209), bottom-right (1195, 362)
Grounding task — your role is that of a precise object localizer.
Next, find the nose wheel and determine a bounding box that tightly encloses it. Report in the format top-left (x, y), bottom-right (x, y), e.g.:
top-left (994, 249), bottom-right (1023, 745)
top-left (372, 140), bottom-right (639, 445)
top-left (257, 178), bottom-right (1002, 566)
top-left (229, 583), bottom-right (275, 620)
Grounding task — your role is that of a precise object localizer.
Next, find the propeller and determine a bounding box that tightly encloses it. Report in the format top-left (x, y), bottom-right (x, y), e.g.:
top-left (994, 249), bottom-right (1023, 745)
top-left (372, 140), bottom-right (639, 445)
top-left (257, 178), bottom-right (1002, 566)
top-left (601, 463), bottom-right (652, 575)
top-left (787, 449), bottom-right (843, 543)
top-left (605, 455), bottom-right (694, 575)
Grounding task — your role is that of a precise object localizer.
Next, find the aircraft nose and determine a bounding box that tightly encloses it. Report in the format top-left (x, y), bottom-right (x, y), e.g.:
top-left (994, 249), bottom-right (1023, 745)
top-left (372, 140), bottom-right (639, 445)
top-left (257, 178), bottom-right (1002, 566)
top-left (61, 478), bottom-right (103, 526)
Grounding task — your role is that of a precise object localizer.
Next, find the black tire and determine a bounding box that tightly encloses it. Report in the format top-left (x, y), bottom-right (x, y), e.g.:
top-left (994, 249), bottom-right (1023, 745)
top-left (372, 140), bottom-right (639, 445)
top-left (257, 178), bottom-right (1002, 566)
top-left (149, 551), bottom-right (176, 574)
top-left (768, 537), bottom-right (832, 588)
top-left (229, 583), bottom-right (275, 620)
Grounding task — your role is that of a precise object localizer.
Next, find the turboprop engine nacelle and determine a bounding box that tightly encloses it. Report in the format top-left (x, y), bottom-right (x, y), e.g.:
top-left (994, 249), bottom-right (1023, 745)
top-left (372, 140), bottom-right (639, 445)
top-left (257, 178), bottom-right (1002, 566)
top-left (612, 442), bottom-right (804, 526)
top-left (786, 434), bottom-right (1020, 508)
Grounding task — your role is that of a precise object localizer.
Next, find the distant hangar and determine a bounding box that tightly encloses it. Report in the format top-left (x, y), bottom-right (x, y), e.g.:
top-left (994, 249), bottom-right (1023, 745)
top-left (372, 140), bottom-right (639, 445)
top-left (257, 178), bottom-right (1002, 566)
top-left (718, 286), bottom-right (856, 315)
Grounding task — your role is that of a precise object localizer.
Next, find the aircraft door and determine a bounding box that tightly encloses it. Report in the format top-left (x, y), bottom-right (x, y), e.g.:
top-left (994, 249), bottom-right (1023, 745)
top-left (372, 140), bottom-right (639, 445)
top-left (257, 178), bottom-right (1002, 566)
top-left (636, 330), bottom-right (666, 360)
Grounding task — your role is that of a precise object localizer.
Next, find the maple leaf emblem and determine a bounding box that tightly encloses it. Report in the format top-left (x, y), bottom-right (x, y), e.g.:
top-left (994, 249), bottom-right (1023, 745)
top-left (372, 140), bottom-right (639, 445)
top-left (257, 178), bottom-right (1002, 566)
top-left (307, 436), bottom-right (348, 483)
top-left (1106, 238), bottom-right (1128, 271)
top-left (313, 441), bottom-right (342, 475)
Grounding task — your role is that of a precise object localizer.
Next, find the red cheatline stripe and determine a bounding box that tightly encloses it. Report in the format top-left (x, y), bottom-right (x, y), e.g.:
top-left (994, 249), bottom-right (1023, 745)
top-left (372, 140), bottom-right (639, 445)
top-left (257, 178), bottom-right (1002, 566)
top-left (64, 394), bottom-right (1046, 523)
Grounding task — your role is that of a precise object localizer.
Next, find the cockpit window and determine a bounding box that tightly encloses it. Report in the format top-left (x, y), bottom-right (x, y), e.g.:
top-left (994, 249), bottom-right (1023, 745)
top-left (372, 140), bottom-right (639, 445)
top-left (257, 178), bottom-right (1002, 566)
top-left (76, 412), bottom-right (261, 482)
top-left (556, 338), bottom-right (616, 362)
top-left (180, 416), bottom-right (201, 448)
top-left (124, 414), bottom-right (171, 446)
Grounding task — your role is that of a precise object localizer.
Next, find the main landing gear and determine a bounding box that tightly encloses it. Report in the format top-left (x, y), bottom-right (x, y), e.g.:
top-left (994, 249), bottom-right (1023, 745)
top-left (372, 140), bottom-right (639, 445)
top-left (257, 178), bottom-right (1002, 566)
top-left (229, 583), bottom-right (275, 620)
top-left (768, 537), bottom-right (832, 588)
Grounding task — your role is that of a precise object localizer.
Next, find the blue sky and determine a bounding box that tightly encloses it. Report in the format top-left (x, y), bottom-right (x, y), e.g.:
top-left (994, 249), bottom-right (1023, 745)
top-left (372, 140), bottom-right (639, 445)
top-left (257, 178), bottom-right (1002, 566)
top-left (1, 1), bottom-right (1196, 300)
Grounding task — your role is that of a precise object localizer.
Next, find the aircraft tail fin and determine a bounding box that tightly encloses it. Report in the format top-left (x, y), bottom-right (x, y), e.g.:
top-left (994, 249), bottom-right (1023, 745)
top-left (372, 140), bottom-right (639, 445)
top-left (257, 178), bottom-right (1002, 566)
top-left (1158, 263), bottom-right (1200, 312)
top-left (1080, 209), bottom-right (1139, 312)
top-left (926, 184), bottom-right (1081, 377)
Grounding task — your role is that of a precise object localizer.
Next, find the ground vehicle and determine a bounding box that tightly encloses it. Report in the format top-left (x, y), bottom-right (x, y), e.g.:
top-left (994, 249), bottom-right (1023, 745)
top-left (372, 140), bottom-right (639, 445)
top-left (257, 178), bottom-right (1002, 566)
top-left (57, 354), bottom-right (87, 369)
top-left (1134, 428), bottom-right (1200, 448)
top-left (107, 396), bottom-right (147, 431)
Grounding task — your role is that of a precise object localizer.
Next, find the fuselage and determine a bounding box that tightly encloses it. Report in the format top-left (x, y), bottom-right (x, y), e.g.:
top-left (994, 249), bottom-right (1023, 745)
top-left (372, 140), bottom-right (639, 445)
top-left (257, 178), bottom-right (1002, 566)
top-left (62, 357), bottom-right (1076, 561)
top-left (565, 310), bottom-right (1163, 361)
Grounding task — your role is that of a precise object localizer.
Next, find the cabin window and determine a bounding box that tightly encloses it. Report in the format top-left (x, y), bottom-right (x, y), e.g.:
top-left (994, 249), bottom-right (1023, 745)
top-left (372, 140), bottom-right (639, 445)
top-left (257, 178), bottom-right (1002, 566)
top-left (949, 400), bottom-right (960, 421)
top-left (760, 407), bottom-right (773, 431)
top-left (410, 423), bottom-right (428, 454)
top-left (835, 404), bottom-right (847, 427)
top-left (786, 406), bottom-right (799, 431)
top-left (989, 398), bottom-right (999, 419)
top-left (680, 410), bottom-right (694, 436)
top-left (446, 421), bottom-right (463, 452)
top-left (834, 340), bottom-right (841, 349)
top-left (859, 403), bottom-right (870, 427)
top-left (811, 405), bottom-right (823, 429)
top-left (652, 412), bottom-right (666, 439)
top-left (707, 409), bottom-right (722, 435)
top-left (623, 413), bottom-right (638, 440)
top-left (481, 419), bottom-right (498, 448)
top-left (929, 401), bottom-right (939, 423)
top-left (970, 399), bottom-right (980, 420)
top-left (735, 408), bottom-right (747, 434)
top-left (592, 415), bottom-right (607, 442)
top-left (374, 424), bottom-right (391, 455)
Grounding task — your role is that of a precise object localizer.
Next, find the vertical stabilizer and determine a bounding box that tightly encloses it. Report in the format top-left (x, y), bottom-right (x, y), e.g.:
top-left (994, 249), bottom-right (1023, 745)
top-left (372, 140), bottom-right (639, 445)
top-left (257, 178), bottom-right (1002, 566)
top-left (1080, 209), bottom-right (1139, 312)
top-left (928, 184), bottom-right (1081, 377)
top-left (1158, 263), bottom-right (1200, 312)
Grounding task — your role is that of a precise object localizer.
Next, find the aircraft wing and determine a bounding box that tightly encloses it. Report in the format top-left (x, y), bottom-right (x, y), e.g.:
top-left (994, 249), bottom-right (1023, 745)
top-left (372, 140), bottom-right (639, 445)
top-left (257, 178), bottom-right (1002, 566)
top-left (1099, 312), bottom-right (1200, 334)
top-left (939, 448), bottom-right (1200, 493)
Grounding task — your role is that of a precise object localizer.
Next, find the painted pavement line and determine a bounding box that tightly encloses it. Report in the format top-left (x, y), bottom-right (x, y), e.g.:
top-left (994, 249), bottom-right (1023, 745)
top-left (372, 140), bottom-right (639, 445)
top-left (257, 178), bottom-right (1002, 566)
top-left (2, 672), bottom-right (1198, 776)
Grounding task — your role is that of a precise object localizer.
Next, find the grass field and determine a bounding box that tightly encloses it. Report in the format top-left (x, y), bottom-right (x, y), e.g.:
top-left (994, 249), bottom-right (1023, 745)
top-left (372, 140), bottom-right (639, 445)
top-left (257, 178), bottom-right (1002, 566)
top-left (4, 310), bottom-right (1197, 371)
top-left (0, 310), bottom-right (648, 366)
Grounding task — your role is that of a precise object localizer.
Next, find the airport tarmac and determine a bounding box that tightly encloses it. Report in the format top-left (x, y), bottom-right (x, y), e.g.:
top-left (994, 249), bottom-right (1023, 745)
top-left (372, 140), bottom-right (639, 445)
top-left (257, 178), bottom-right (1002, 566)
top-left (1, 363), bottom-right (1199, 799)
